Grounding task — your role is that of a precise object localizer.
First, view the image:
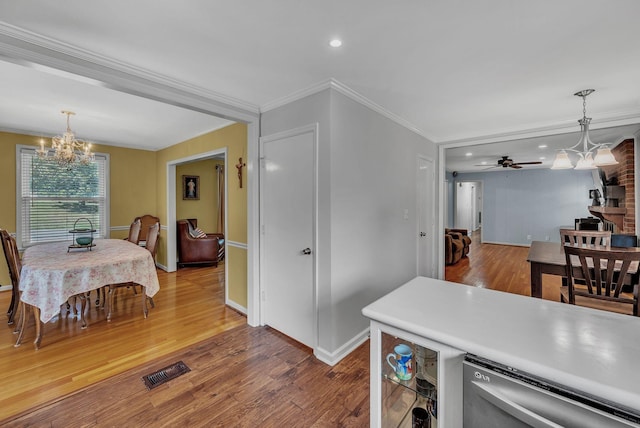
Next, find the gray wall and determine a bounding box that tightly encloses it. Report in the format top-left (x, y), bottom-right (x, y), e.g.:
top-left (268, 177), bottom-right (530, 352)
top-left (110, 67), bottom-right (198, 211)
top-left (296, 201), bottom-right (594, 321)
top-left (261, 87), bottom-right (437, 362)
top-left (454, 168), bottom-right (594, 245)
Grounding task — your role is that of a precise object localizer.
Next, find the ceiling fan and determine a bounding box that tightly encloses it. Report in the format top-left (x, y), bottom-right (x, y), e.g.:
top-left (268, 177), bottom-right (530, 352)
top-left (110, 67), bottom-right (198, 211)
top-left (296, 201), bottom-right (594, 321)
top-left (477, 156), bottom-right (543, 169)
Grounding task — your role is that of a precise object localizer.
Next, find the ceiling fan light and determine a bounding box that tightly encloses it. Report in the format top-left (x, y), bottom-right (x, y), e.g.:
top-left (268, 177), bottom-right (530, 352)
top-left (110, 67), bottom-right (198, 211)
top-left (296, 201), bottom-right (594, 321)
top-left (593, 147), bottom-right (618, 166)
top-left (551, 150), bottom-right (573, 169)
top-left (574, 153), bottom-right (596, 170)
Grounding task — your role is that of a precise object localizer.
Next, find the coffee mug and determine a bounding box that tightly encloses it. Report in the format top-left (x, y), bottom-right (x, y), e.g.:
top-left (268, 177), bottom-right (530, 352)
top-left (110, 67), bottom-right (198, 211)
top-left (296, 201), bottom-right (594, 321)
top-left (386, 343), bottom-right (412, 380)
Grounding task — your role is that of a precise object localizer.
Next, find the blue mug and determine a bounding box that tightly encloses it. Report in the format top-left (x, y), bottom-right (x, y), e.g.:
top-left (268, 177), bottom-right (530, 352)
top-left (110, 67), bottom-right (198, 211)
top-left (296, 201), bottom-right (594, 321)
top-left (387, 343), bottom-right (412, 381)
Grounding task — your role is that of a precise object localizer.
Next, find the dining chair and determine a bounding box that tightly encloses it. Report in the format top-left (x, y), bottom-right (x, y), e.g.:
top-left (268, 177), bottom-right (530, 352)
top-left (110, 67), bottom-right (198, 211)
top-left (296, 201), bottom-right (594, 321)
top-left (561, 245), bottom-right (640, 316)
top-left (0, 229), bottom-right (42, 347)
top-left (0, 229), bottom-right (20, 325)
top-left (135, 214), bottom-right (160, 247)
top-left (126, 217), bottom-right (142, 245)
top-left (560, 229), bottom-right (611, 248)
top-left (107, 221), bottom-right (160, 320)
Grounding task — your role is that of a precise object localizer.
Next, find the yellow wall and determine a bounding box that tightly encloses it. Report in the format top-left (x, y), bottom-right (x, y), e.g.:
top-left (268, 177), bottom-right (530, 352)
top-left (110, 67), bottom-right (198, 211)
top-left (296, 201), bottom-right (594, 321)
top-left (1, 124), bottom-right (247, 309)
top-left (156, 123), bottom-right (248, 307)
top-left (176, 159), bottom-right (223, 233)
top-left (0, 131), bottom-right (157, 284)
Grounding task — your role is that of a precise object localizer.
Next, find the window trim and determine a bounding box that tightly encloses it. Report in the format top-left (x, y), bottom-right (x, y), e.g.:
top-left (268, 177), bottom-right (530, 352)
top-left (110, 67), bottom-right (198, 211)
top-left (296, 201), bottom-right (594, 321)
top-left (16, 144), bottom-right (110, 249)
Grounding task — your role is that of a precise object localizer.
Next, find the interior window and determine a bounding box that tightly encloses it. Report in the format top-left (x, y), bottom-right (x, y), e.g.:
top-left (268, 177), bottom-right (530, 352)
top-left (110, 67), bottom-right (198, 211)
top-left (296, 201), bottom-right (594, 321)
top-left (17, 146), bottom-right (109, 248)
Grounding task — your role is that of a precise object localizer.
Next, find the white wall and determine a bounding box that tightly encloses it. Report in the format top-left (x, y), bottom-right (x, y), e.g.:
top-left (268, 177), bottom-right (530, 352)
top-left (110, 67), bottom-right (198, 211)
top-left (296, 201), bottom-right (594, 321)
top-left (261, 87), bottom-right (437, 362)
top-left (455, 168), bottom-right (594, 245)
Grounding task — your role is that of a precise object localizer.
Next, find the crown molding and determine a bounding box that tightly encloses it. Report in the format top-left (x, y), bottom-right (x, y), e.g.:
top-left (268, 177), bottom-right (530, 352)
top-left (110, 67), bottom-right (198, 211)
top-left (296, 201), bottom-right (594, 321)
top-left (439, 110), bottom-right (640, 149)
top-left (0, 22), bottom-right (260, 121)
top-left (261, 78), bottom-right (435, 142)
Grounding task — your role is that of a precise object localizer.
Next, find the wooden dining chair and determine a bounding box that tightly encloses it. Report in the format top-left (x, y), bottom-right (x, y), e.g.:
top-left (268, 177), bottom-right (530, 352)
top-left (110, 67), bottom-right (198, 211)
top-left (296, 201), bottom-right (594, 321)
top-left (560, 229), bottom-right (611, 248)
top-left (0, 229), bottom-right (20, 325)
top-left (0, 229), bottom-right (43, 347)
top-left (561, 245), bottom-right (640, 316)
top-left (126, 217), bottom-right (142, 245)
top-left (107, 221), bottom-right (160, 321)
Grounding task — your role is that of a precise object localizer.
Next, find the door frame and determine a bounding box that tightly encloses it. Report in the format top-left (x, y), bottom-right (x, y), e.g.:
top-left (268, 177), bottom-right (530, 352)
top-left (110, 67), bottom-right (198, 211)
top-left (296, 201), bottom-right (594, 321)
top-left (166, 148), bottom-right (229, 302)
top-left (258, 123), bottom-right (319, 349)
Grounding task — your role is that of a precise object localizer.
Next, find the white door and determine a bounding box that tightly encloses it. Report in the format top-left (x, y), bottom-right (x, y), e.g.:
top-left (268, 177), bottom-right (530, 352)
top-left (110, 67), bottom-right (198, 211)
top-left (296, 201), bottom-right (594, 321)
top-left (417, 156), bottom-right (435, 277)
top-left (260, 126), bottom-right (316, 348)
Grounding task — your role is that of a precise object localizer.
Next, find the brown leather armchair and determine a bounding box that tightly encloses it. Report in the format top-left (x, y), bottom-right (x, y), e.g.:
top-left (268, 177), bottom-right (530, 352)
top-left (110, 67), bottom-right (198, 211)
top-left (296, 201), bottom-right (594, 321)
top-left (446, 228), bottom-right (471, 256)
top-left (176, 219), bottom-right (224, 267)
top-left (445, 232), bottom-right (464, 265)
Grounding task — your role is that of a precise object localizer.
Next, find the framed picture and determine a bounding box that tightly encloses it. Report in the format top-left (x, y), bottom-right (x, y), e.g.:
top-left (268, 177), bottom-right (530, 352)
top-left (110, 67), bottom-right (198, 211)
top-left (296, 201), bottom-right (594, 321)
top-left (182, 175), bottom-right (200, 200)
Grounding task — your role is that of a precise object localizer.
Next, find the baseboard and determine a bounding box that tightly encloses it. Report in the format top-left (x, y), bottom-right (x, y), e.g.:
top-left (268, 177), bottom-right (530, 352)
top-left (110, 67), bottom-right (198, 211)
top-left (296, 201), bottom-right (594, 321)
top-left (0, 285), bottom-right (11, 292)
top-left (315, 327), bottom-right (370, 366)
top-left (482, 240), bottom-right (531, 247)
top-left (225, 298), bottom-right (247, 316)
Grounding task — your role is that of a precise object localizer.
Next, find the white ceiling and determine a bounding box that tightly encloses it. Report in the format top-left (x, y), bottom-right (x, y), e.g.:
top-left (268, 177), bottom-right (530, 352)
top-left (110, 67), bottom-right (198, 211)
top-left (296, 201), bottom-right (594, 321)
top-left (0, 1), bottom-right (639, 159)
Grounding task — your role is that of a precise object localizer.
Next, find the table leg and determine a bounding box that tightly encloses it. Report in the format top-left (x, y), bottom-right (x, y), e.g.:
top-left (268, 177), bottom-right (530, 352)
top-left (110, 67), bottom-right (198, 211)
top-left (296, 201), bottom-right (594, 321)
top-left (530, 262), bottom-right (543, 298)
top-left (142, 286), bottom-right (148, 319)
top-left (13, 301), bottom-right (26, 347)
top-left (33, 306), bottom-right (42, 350)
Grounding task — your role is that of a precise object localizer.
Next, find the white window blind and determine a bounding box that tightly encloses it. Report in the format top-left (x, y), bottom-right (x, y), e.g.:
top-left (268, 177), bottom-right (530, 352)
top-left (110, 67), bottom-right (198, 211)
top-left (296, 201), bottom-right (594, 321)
top-left (18, 147), bottom-right (109, 247)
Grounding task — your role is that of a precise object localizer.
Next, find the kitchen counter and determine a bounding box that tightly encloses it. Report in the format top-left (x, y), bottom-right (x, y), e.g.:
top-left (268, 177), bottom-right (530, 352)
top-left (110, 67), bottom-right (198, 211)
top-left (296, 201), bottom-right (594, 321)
top-left (362, 276), bottom-right (640, 413)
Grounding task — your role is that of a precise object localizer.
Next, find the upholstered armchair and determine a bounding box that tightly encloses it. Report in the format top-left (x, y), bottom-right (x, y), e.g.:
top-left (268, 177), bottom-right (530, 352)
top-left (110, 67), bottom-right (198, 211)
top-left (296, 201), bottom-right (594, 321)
top-left (446, 228), bottom-right (472, 257)
top-left (445, 232), bottom-right (464, 265)
top-left (176, 219), bottom-right (224, 267)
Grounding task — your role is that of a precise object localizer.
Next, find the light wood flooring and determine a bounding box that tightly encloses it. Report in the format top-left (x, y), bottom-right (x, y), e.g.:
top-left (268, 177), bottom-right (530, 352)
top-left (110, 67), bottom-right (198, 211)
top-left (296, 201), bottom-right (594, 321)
top-left (0, 263), bottom-right (247, 422)
top-left (1, 235), bottom-right (566, 426)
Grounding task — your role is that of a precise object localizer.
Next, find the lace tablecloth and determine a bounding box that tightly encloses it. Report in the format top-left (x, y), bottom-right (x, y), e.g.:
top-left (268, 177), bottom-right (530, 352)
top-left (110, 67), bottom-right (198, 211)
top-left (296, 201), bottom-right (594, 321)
top-left (21, 239), bottom-right (160, 323)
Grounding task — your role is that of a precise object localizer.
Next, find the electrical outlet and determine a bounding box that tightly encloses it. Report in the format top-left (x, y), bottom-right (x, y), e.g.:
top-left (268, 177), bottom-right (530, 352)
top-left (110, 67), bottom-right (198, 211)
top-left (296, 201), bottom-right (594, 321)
top-left (545, 235), bottom-right (550, 241)
top-left (527, 234), bottom-right (532, 240)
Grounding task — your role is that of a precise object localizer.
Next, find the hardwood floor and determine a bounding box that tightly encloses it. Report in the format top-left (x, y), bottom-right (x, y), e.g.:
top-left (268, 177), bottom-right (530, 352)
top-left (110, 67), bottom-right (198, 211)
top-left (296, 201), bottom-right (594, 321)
top-left (445, 230), bottom-right (563, 301)
top-left (0, 263), bottom-right (246, 422)
top-left (1, 234), bottom-right (560, 426)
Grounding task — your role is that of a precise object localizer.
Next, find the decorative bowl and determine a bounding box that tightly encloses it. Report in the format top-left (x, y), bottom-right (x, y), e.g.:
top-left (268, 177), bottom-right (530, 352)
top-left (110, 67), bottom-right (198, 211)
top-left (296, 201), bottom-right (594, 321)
top-left (76, 237), bottom-right (93, 246)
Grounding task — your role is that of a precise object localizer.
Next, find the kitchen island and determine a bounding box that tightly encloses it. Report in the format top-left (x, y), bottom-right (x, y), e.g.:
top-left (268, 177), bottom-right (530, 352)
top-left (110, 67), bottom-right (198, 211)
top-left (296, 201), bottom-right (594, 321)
top-left (362, 276), bottom-right (640, 427)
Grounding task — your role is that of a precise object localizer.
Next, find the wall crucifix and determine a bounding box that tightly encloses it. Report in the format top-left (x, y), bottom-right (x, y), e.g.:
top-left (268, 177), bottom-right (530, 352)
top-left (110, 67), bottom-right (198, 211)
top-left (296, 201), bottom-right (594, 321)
top-left (235, 157), bottom-right (246, 188)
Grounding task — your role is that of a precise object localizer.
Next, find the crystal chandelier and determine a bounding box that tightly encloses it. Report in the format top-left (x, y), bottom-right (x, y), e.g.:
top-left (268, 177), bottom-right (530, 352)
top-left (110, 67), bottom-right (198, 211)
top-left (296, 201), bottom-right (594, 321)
top-left (551, 89), bottom-right (618, 170)
top-left (36, 110), bottom-right (95, 168)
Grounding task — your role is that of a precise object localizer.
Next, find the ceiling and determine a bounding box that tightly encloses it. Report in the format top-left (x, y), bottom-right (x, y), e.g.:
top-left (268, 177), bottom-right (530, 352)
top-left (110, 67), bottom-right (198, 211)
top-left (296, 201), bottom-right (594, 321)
top-left (0, 1), bottom-right (639, 159)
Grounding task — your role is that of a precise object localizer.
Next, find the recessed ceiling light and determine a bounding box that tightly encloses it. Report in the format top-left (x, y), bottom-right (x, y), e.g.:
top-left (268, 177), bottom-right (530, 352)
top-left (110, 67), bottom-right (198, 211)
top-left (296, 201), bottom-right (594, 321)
top-left (481, 161), bottom-right (487, 165)
top-left (540, 157), bottom-right (546, 160)
top-left (329, 39), bottom-right (342, 48)
top-left (465, 152), bottom-right (473, 156)
top-left (538, 144), bottom-right (547, 148)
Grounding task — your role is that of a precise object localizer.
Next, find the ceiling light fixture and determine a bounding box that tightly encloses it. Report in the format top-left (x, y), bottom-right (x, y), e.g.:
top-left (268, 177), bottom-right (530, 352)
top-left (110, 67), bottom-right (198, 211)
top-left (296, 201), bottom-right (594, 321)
top-left (551, 89), bottom-right (618, 170)
top-left (329, 39), bottom-right (342, 48)
top-left (37, 110), bottom-right (95, 168)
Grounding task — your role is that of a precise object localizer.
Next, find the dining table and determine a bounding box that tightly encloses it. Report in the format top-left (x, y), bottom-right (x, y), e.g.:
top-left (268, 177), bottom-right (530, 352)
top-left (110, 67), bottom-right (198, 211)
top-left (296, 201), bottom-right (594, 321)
top-left (527, 240), bottom-right (640, 298)
top-left (20, 238), bottom-right (160, 348)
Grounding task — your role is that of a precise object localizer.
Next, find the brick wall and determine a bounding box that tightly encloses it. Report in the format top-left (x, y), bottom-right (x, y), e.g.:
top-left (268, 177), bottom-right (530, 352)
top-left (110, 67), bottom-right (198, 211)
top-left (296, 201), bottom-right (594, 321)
top-left (601, 139), bottom-right (635, 233)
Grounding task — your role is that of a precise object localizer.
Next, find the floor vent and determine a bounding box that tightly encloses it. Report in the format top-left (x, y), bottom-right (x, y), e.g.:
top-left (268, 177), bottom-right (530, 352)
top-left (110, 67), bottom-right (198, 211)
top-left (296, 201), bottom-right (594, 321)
top-left (142, 361), bottom-right (191, 390)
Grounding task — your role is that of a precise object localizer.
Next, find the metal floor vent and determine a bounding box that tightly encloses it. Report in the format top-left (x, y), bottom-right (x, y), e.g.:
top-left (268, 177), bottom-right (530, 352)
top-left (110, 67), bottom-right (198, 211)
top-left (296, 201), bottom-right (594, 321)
top-left (142, 361), bottom-right (191, 390)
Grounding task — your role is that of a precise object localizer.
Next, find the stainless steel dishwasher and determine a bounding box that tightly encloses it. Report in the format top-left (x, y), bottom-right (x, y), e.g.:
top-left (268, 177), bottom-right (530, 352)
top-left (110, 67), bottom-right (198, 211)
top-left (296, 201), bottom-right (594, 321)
top-left (463, 354), bottom-right (640, 427)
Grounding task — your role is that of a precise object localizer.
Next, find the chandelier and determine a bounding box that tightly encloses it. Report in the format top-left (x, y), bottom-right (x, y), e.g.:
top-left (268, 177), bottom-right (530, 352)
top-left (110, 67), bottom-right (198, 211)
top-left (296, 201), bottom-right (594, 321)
top-left (36, 110), bottom-right (95, 168)
top-left (551, 89), bottom-right (618, 170)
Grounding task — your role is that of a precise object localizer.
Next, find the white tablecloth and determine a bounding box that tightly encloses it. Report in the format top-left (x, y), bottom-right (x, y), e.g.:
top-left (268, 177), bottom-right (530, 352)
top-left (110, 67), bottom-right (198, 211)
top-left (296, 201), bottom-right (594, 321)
top-left (21, 239), bottom-right (160, 323)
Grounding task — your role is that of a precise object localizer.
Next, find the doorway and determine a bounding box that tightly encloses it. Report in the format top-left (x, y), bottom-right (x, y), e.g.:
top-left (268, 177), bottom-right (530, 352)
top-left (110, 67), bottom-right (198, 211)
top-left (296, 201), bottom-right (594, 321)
top-left (455, 181), bottom-right (483, 236)
top-left (167, 148), bottom-right (228, 303)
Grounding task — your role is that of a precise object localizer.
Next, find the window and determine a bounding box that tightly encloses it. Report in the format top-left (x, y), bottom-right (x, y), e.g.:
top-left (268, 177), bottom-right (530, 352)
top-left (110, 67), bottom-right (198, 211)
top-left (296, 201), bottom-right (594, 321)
top-left (17, 146), bottom-right (109, 248)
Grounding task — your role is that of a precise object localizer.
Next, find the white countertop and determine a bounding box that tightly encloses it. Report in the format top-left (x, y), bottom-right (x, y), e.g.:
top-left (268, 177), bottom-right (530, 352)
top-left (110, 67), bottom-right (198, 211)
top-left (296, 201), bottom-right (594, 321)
top-left (362, 276), bottom-right (640, 412)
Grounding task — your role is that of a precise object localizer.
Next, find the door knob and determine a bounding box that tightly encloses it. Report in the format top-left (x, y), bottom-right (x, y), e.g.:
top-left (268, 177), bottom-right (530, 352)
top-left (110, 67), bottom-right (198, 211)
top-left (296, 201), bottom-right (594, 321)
top-left (302, 248), bottom-right (312, 255)
top-left (419, 232), bottom-right (426, 237)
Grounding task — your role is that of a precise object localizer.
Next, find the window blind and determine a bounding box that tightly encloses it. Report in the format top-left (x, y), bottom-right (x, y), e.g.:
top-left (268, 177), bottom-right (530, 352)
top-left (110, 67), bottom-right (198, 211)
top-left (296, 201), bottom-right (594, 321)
top-left (19, 148), bottom-right (108, 247)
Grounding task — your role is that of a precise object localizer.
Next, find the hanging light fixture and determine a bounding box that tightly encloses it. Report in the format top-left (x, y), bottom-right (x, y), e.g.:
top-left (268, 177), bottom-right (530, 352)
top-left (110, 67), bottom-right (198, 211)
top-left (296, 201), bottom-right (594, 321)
top-left (551, 89), bottom-right (618, 170)
top-left (36, 110), bottom-right (95, 168)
